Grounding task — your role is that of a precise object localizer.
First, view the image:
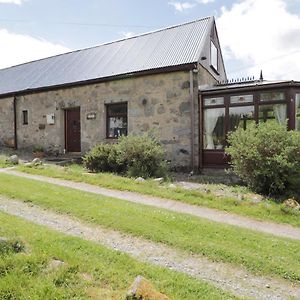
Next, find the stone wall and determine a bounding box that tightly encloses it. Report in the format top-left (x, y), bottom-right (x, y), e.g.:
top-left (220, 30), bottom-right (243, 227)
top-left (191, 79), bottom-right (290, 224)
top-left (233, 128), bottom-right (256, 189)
top-left (0, 67), bottom-right (216, 169)
top-left (0, 97), bottom-right (14, 148)
top-left (198, 65), bottom-right (219, 87)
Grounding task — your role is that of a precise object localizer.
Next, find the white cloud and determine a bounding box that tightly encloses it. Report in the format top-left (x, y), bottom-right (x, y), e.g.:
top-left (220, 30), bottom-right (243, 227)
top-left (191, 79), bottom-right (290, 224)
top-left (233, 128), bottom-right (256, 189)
top-left (0, 0), bottom-right (25, 4)
top-left (217, 0), bottom-right (300, 80)
top-left (0, 28), bottom-right (70, 69)
top-left (168, 1), bottom-right (196, 12)
top-left (197, 0), bottom-right (214, 4)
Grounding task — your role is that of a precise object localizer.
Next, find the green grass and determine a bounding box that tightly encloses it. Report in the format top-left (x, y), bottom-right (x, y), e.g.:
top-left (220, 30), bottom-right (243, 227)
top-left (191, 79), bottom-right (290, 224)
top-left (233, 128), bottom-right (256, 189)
top-left (1, 173), bottom-right (300, 283)
top-left (17, 164), bottom-right (300, 227)
top-left (0, 212), bottom-right (233, 300)
top-left (0, 154), bottom-right (13, 168)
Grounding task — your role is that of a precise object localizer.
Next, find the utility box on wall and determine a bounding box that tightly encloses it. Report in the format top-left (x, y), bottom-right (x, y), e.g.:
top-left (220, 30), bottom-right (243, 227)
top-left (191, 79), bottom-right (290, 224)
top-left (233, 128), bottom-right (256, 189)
top-left (46, 114), bottom-right (55, 125)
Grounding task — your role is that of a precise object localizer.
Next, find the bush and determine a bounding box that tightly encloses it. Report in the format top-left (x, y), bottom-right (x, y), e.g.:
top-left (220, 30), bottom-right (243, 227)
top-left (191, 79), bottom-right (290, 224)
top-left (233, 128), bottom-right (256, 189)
top-left (117, 135), bottom-right (167, 178)
top-left (225, 122), bottom-right (300, 195)
top-left (83, 134), bottom-right (168, 178)
top-left (83, 143), bottom-right (122, 173)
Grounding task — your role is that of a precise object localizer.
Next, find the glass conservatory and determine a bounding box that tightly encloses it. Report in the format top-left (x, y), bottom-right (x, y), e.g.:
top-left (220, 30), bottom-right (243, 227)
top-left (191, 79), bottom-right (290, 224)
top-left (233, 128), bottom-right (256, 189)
top-left (199, 80), bottom-right (300, 168)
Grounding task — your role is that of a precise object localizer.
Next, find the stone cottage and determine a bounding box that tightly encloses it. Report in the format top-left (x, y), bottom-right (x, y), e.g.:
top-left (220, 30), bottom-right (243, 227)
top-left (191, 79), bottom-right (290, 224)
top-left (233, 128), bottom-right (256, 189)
top-left (0, 16), bottom-right (226, 170)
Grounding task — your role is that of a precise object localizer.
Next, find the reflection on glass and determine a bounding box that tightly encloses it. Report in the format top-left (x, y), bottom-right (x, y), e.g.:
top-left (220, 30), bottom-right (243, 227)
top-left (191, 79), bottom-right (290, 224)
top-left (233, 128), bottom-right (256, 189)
top-left (258, 104), bottom-right (287, 125)
top-left (296, 94), bottom-right (300, 131)
top-left (230, 95), bottom-right (253, 104)
top-left (106, 103), bottom-right (128, 138)
top-left (204, 108), bottom-right (225, 150)
top-left (108, 117), bottom-right (127, 138)
top-left (204, 97), bottom-right (224, 106)
top-left (229, 106), bottom-right (255, 132)
top-left (260, 92), bottom-right (285, 101)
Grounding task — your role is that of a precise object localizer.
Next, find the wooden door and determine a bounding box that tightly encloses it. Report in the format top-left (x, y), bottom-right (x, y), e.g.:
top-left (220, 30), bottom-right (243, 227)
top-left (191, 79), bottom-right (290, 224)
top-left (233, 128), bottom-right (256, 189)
top-left (65, 107), bottom-right (81, 152)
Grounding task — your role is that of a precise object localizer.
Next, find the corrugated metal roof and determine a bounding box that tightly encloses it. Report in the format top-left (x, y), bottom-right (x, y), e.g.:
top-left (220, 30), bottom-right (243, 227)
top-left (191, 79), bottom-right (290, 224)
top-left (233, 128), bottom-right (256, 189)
top-left (0, 17), bottom-right (212, 96)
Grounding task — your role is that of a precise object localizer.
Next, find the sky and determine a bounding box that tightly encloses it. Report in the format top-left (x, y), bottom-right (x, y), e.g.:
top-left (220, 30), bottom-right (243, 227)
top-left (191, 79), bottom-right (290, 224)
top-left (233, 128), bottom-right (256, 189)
top-left (0, 0), bottom-right (300, 80)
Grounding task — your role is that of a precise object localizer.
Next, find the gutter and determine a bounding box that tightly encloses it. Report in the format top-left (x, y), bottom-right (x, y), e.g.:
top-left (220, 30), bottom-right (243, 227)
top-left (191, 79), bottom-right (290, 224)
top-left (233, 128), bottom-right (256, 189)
top-left (201, 81), bottom-right (300, 96)
top-left (189, 70), bottom-right (195, 172)
top-left (13, 95), bottom-right (18, 150)
top-left (198, 93), bottom-right (203, 170)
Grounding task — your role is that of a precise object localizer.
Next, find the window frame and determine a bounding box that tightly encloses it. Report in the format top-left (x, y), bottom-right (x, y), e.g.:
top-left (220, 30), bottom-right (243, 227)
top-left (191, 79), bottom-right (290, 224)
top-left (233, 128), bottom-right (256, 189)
top-left (22, 110), bottom-right (28, 125)
top-left (210, 40), bottom-right (218, 73)
top-left (202, 89), bottom-right (290, 151)
top-left (228, 105), bottom-right (255, 132)
top-left (106, 102), bottom-right (128, 139)
top-left (203, 107), bottom-right (226, 150)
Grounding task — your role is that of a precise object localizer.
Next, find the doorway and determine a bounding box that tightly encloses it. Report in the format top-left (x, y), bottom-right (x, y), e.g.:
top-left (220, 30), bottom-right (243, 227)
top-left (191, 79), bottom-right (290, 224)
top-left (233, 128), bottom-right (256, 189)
top-left (65, 107), bottom-right (81, 152)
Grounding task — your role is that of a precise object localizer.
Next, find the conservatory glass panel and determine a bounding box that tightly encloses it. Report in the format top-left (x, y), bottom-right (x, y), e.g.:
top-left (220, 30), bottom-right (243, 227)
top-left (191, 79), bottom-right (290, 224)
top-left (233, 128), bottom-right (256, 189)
top-left (230, 95), bottom-right (253, 104)
top-left (204, 97), bottom-right (224, 106)
top-left (260, 92), bottom-right (285, 102)
top-left (258, 104), bottom-right (287, 125)
top-left (229, 106), bottom-right (255, 132)
top-left (204, 108), bottom-right (226, 150)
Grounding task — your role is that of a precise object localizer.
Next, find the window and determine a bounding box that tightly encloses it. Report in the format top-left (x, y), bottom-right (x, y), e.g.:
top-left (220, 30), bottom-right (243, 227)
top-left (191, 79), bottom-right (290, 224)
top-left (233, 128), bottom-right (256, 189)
top-left (260, 92), bottom-right (285, 102)
top-left (204, 97), bottom-right (224, 106)
top-left (258, 104), bottom-right (287, 125)
top-left (210, 41), bottom-right (218, 71)
top-left (296, 94), bottom-right (300, 131)
top-left (204, 108), bottom-right (225, 149)
top-left (22, 110), bottom-right (28, 125)
top-left (230, 95), bottom-right (253, 104)
top-left (106, 103), bottom-right (128, 138)
top-left (229, 106), bottom-right (255, 132)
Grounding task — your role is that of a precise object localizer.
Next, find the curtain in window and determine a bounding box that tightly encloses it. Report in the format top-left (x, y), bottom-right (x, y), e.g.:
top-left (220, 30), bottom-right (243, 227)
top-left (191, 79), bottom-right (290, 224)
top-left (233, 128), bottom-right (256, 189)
top-left (204, 108), bottom-right (224, 149)
top-left (273, 104), bottom-right (287, 125)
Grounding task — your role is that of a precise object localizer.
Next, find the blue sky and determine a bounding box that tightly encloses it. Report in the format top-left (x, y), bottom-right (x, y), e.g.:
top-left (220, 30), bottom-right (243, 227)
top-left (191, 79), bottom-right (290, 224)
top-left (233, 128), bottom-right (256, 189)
top-left (0, 0), bottom-right (229, 48)
top-left (1, 0), bottom-right (300, 80)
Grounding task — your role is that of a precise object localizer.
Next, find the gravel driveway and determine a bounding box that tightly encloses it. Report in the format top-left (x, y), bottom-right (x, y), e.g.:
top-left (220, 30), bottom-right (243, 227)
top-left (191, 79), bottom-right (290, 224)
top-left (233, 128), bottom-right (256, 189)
top-left (3, 169), bottom-right (300, 241)
top-left (0, 196), bottom-right (299, 300)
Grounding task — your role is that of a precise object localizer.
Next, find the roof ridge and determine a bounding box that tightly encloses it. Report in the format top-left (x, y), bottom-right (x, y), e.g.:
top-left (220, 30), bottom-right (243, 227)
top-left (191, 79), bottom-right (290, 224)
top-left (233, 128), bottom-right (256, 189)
top-left (0, 16), bottom-right (213, 72)
top-left (94, 16), bottom-right (213, 47)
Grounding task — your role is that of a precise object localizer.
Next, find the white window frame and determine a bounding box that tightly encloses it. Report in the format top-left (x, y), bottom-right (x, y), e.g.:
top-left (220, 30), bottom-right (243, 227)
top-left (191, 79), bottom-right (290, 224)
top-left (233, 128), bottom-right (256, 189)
top-left (210, 41), bottom-right (218, 72)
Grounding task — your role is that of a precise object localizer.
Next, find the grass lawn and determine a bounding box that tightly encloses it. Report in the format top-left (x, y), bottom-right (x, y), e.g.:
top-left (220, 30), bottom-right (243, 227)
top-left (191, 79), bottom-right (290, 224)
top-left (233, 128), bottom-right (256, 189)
top-left (0, 212), bottom-right (233, 300)
top-left (1, 173), bottom-right (300, 283)
top-left (17, 163), bottom-right (300, 227)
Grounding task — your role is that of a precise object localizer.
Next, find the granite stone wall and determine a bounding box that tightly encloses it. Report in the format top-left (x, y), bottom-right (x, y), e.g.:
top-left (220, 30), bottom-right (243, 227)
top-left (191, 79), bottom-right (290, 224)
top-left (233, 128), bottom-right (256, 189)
top-left (0, 67), bottom-right (216, 169)
top-left (0, 97), bottom-right (14, 148)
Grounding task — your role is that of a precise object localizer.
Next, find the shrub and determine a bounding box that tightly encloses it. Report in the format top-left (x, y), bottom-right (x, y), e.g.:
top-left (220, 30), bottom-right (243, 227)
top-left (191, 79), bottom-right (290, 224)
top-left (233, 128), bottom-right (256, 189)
top-left (225, 122), bottom-right (300, 195)
top-left (83, 143), bottom-right (121, 173)
top-left (83, 134), bottom-right (168, 178)
top-left (116, 135), bottom-right (168, 178)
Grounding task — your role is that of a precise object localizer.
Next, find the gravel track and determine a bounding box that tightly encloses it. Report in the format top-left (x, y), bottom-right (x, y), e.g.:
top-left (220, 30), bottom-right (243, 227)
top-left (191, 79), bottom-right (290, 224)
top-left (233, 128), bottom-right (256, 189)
top-left (0, 196), bottom-right (300, 300)
top-left (3, 169), bottom-right (300, 241)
